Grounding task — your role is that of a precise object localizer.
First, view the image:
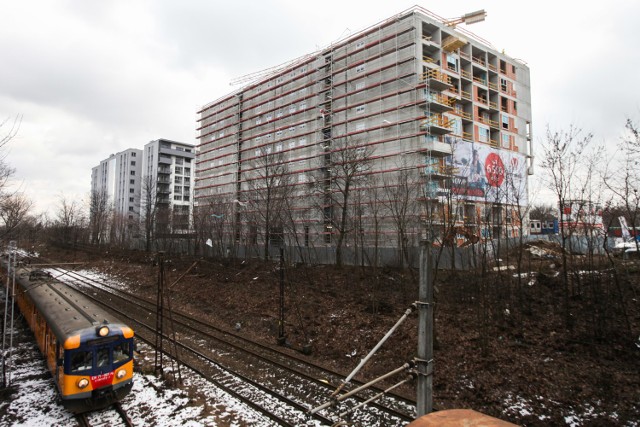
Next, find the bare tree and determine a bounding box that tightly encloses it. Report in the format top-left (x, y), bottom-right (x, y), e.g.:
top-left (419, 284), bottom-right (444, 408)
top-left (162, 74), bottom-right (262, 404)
top-left (141, 174), bottom-right (159, 251)
top-left (318, 137), bottom-right (373, 267)
top-left (247, 148), bottom-right (291, 260)
top-left (603, 119), bottom-right (640, 252)
top-left (0, 193), bottom-right (33, 240)
top-left (540, 125), bottom-right (595, 329)
top-left (54, 195), bottom-right (86, 245)
top-left (89, 189), bottom-right (111, 244)
top-left (529, 203), bottom-right (556, 221)
top-left (382, 161), bottom-right (422, 269)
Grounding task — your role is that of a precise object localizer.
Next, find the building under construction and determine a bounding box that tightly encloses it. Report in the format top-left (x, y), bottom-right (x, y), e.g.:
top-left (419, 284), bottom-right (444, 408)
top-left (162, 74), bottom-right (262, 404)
top-left (194, 6), bottom-right (532, 262)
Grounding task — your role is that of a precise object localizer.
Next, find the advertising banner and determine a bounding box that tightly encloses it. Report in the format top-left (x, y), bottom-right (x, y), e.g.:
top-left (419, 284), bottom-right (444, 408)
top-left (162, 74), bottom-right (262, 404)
top-left (443, 138), bottom-right (528, 205)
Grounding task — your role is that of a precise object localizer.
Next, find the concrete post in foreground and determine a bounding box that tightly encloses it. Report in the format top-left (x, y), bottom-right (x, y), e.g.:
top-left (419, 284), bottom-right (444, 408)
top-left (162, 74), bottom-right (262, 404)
top-left (417, 239), bottom-right (434, 417)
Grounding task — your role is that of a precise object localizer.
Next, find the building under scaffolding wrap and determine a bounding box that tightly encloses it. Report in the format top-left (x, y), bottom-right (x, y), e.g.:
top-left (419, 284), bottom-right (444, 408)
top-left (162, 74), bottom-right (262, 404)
top-left (194, 6), bottom-right (533, 260)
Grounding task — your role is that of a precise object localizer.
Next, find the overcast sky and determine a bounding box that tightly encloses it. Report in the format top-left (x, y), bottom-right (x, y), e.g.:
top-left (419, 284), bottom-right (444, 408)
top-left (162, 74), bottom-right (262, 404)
top-left (1, 0), bottom-right (639, 215)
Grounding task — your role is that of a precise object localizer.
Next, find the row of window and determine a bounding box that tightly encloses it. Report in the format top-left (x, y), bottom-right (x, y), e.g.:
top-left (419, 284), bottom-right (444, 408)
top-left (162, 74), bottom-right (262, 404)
top-left (254, 123), bottom-right (308, 144)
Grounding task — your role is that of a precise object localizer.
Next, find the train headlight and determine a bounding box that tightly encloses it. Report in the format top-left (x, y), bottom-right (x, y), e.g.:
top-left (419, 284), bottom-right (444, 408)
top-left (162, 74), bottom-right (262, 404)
top-left (116, 369), bottom-right (127, 379)
top-left (97, 326), bottom-right (110, 337)
top-left (77, 378), bottom-right (89, 389)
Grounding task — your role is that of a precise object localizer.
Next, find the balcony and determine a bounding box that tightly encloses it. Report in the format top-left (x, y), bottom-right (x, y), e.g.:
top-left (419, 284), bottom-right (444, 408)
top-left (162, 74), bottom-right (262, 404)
top-left (420, 135), bottom-right (453, 156)
top-left (420, 115), bottom-right (453, 135)
top-left (442, 35), bottom-right (467, 52)
top-left (421, 69), bottom-right (452, 91)
top-left (422, 92), bottom-right (455, 112)
top-left (158, 167), bottom-right (171, 175)
top-left (422, 161), bottom-right (450, 178)
top-left (158, 156), bottom-right (172, 164)
top-left (160, 146), bottom-right (195, 160)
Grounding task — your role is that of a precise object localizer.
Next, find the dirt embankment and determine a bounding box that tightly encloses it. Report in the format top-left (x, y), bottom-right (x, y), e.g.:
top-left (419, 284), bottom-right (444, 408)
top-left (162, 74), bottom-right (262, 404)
top-left (39, 243), bottom-right (640, 426)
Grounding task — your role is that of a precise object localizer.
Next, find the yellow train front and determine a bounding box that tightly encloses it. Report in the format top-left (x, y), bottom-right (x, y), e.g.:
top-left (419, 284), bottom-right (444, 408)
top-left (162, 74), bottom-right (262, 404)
top-left (12, 266), bottom-right (135, 413)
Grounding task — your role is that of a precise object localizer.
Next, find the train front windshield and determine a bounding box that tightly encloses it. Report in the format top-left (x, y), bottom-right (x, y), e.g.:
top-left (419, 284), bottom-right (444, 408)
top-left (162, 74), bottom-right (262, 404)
top-left (67, 338), bottom-right (134, 375)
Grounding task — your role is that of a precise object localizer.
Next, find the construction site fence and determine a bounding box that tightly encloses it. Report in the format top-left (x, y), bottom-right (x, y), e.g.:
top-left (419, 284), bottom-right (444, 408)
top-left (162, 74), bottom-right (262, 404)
top-left (122, 234), bottom-right (609, 270)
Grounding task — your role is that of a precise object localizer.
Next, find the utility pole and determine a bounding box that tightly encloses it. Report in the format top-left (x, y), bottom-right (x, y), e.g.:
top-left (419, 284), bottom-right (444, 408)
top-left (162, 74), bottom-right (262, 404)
top-left (154, 252), bottom-right (165, 374)
top-left (277, 247), bottom-right (286, 346)
top-left (416, 239), bottom-right (434, 416)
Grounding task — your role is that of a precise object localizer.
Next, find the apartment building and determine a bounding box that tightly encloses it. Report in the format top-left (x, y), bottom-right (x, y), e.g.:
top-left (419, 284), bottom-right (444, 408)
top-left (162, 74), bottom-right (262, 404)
top-left (195, 7), bottom-right (532, 252)
top-left (91, 148), bottom-right (142, 221)
top-left (141, 139), bottom-right (195, 234)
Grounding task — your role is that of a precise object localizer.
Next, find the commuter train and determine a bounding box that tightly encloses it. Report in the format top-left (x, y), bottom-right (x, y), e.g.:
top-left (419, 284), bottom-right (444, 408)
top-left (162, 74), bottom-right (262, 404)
top-left (4, 260), bottom-right (135, 413)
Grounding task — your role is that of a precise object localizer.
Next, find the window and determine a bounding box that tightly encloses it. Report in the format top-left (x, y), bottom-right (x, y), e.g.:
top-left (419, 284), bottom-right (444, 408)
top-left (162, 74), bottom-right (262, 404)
top-left (289, 141), bottom-right (296, 149)
top-left (266, 114), bottom-right (272, 121)
top-left (183, 195), bottom-right (190, 202)
top-left (174, 186), bottom-right (182, 194)
top-left (478, 127), bottom-right (489, 143)
top-left (511, 64), bottom-right (516, 74)
top-left (255, 136), bottom-right (261, 143)
top-left (289, 126), bottom-right (296, 134)
top-left (175, 166), bottom-right (183, 174)
top-left (356, 64), bottom-right (366, 73)
top-left (131, 161), bottom-right (136, 166)
top-left (130, 171), bottom-right (135, 176)
top-left (355, 80), bottom-right (365, 91)
top-left (185, 168), bottom-right (191, 174)
top-left (500, 78), bottom-right (507, 92)
top-left (175, 176), bottom-right (183, 184)
top-left (129, 197), bottom-right (134, 202)
top-left (175, 158), bottom-right (183, 165)
top-left (289, 105), bottom-right (296, 114)
top-left (299, 123), bottom-right (306, 130)
top-left (255, 149), bottom-right (261, 156)
top-left (355, 122), bottom-right (366, 131)
top-left (355, 105), bottom-right (366, 114)
top-left (131, 152), bottom-right (136, 157)
top-left (70, 351), bottom-right (93, 373)
top-left (113, 343), bottom-right (131, 365)
top-left (256, 117), bottom-right (262, 125)
top-left (219, 131), bottom-right (225, 137)
top-left (266, 133), bottom-right (272, 140)
top-left (299, 102), bottom-right (307, 110)
top-left (276, 110), bottom-right (283, 118)
top-left (502, 133), bottom-right (510, 147)
top-left (502, 114), bottom-right (509, 130)
top-left (174, 195), bottom-right (182, 201)
top-left (130, 179), bottom-right (135, 184)
top-left (355, 40), bottom-right (365, 49)
top-left (446, 54), bottom-right (458, 72)
top-left (276, 130), bottom-right (283, 138)
top-left (128, 206), bottom-right (134, 212)
top-left (276, 143), bottom-right (283, 152)
top-left (299, 138), bottom-right (307, 146)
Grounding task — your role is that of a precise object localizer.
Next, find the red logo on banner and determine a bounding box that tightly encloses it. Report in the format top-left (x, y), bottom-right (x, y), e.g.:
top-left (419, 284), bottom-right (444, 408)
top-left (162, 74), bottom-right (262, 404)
top-left (485, 153), bottom-right (505, 187)
top-left (90, 372), bottom-right (114, 389)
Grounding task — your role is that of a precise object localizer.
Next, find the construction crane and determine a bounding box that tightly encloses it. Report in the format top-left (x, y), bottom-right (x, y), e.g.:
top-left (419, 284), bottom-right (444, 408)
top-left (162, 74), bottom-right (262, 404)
top-left (229, 53), bottom-right (315, 86)
top-left (444, 9), bottom-right (487, 28)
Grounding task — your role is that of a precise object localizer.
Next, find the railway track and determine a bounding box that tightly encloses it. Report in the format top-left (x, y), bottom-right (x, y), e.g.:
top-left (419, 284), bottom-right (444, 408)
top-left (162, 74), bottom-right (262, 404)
top-left (75, 402), bottom-right (133, 427)
top-left (46, 264), bottom-right (416, 426)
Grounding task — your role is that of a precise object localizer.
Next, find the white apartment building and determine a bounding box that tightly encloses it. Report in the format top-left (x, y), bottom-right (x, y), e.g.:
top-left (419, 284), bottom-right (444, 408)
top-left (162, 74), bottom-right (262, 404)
top-left (91, 148), bottom-right (142, 221)
top-left (142, 139), bottom-right (195, 234)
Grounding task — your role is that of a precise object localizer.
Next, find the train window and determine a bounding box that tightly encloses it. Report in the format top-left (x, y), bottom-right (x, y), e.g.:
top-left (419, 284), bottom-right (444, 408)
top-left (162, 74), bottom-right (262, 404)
top-left (113, 343), bottom-right (130, 364)
top-left (97, 348), bottom-right (110, 368)
top-left (71, 351), bottom-right (93, 373)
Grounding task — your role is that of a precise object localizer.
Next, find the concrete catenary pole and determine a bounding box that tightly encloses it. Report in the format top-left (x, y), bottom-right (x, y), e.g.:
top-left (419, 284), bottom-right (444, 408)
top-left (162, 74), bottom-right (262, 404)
top-left (416, 239), bottom-right (434, 416)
